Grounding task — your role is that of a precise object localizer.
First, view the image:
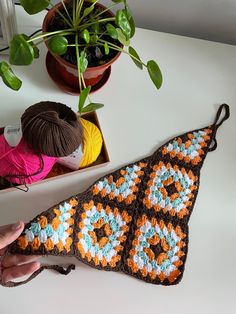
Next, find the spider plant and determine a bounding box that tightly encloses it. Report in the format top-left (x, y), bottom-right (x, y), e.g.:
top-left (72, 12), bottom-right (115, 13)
top-left (0, 0), bottom-right (163, 113)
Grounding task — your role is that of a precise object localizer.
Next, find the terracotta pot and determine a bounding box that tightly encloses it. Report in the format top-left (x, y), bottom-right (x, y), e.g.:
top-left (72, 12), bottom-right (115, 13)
top-left (42, 1), bottom-right (121, 90)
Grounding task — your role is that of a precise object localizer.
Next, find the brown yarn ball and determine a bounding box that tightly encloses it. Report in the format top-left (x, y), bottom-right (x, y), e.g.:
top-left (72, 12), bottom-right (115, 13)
top-left (21, 101), bottom-right (83, 157)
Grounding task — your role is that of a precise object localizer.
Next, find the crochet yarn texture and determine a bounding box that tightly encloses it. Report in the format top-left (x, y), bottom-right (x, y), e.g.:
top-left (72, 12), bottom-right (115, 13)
top-left (2, 104), bottom-right (230, 287)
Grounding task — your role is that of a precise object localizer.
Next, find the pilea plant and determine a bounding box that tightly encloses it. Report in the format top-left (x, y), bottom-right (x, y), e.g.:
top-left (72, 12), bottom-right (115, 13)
top-left (0, 0), bottom-right (163, 113)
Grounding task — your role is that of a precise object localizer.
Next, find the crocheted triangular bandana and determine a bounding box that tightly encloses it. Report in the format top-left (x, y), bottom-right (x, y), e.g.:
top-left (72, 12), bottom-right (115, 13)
top-left (2, 104), bottom-right (230, 287)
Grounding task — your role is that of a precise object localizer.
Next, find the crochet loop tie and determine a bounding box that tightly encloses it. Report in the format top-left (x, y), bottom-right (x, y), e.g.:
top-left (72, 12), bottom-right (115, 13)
top-left (209, 104), bottom-right (230, 152)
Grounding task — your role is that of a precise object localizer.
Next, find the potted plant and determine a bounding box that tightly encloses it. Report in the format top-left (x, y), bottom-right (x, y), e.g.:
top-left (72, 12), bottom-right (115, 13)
top-left (0, 0), bottom-right (163, 113)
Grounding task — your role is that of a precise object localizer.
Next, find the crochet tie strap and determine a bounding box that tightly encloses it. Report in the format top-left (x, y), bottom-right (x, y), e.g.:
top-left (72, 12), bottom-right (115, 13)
top-left (209, 104), bottom-right (230, 152)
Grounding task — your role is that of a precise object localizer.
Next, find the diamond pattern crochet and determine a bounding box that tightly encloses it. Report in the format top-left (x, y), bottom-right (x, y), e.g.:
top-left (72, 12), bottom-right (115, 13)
top-left (92, 162), bottom-right (147, 204)
top-left (126, 215), bottom-right (186, 284)
top-left (76, 201), bottom-right (132, 268)
top-left (143, 161), bottom-right (198, 219)
top-left (7, 104), bottom-right (229, 287)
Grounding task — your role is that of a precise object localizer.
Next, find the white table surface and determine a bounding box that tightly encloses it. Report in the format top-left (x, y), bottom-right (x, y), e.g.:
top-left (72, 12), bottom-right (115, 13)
top-left (0, 7), bottom-right (236, 314)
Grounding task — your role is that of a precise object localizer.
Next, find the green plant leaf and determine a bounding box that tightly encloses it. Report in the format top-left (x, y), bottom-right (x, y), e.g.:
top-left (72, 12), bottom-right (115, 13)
top-left (20, 0), bottom-right (49, 15)
top-left (90, 34), bottom-right (98, 44)
top-left (106, 23), bottom-right (118, 40)
top-left (22, 34), bottom-right (39, 58)
top-left (116, 28), bottom-right (130, 46)
top-left (82, 4), bottom-right (95, 19)
top-left (104, 42), bottom-right (109, 55)
top-left (9, 34), bottom-right (34, 65)
top-left (81, 29), bottom-right (90, 44)
top-left (79, 51), bottom-right (88, 73)
top-left (111, 0), bottom-right (124, 3)
top-left (125, 5), bottom-right (135, 38)
top-left (48, 35), bottom-right (68, 55)
top-left (116, 9), bottom-right (131, 39)
top-left (128, 46), bottom-right (143, 69)
top-left (91, 22), bottom-right (99, 34)
top-left (31, 42), bottom-right (39, 58)
top-left (81, 103), bottom-right (104, 113)
top-left (79, 86), bottom-right (91, 112)
top-left (147, 60), bottom-right (163, 90)
top-left (0, 62), bottom-right (22, 91)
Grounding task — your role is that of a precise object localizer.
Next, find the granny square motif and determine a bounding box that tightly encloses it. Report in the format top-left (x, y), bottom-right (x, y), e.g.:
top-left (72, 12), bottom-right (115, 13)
top-left (3, 104), bottom-right (230, 287)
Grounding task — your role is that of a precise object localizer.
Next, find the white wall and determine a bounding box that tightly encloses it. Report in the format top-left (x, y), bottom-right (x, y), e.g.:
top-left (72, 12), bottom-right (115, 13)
top-left (51, 0), bottom-right (236, 45)
top-left (127, 0), bottom-right (236, 45)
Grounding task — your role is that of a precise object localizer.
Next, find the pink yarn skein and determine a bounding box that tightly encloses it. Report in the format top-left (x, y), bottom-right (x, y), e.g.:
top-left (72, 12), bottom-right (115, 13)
top-left (0, 101), bottom-right (83, 187)
top-left (0, 135), bottom-right (57, 184)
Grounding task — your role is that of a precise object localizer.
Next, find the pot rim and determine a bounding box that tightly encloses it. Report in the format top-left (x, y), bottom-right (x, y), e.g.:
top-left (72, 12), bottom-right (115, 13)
top-left (42, 1), bottom-right (122, 70)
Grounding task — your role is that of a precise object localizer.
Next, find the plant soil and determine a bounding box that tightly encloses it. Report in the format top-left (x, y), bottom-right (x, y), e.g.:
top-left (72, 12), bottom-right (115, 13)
top-left (47, 2), bottom-right (121, 67)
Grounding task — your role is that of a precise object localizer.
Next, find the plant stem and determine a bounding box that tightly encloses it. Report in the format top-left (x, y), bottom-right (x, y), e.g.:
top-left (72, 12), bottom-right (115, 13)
top-left (60, 0), bottom-right (73, 25)
top-left (73, 0), bottom-right (76, 25)
top-left (34, 39), bottom-right (46, 46)
top-left (91, 0), bottom-right (100, 6)
top-left (75, 33), bottom-right (82, 91)
top-left (34, 32), bottom-right (73, 46)
top-left (93, 3), bottom-right (118, 19)
top-left (77, 0), bottom-right (99, 26)
top-left (98, 39), bottom-right (147, 68)
top-left (46, 0), bottom-right (73, 27)
top-left (76, 0), bottom-right (84, 19)
top-left (81, 74), bottom-right (92, 103)
top-left (27, 29), bottom-right (74, 43)
top-left (81, 73), bottom-right (88, 91)
top-left (74, 0), bottom-right (83, 28)
top-left (98, 30), bottom-right (107, 40)
top-left (67, 44), bottom-right (86, 47)
top-left (85, 0), bottom-right (100, 11)
top-left (79, 17), bottom-right (115, 30)
top-left (88, 95), bottom-right (92, 103)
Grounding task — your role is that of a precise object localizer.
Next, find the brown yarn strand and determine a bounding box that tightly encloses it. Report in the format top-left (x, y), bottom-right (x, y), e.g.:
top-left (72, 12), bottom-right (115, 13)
top-left (0, 264), bottom-right (75, 287)
top-left (21, 101), bottom-right (83, 157)
top-left (3, 155), bottom-right (45, 192)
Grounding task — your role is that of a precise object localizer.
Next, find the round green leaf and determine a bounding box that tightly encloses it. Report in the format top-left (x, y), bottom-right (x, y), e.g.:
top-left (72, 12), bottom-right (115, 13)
top-left (116, 9), bottom-right (131, 39)
top-left (106, 24), bottom-right (118, 40)
top-left (20, 0), bottom-right (49, 15)
top-left (9, 34), bottom-right (34, 65)
top-left (116, 28), bottom-right (130, 46)
top-left (81, 29), bottom-right (90, 44)
top-left (21, 34), bottom-right (39, 59)
top-left (91, 22), bottom-right (99, 34)
top-left (125, 5), bottom-right (135, 38)
top-left (147, 60), bottom-right (163, 90)
top-left (90, 34), bottom-right (98, 44)
top-left (48, 35), bottom-right (68, 55)
top-left (0, 62), bottom-right (22, 91)
top-left (129, 46), bottom-right (143, 69)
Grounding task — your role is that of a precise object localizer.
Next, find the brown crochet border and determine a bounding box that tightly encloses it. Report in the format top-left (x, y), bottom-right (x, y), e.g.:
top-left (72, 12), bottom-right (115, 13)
top-left (6, 104), bottom-right (230, 287)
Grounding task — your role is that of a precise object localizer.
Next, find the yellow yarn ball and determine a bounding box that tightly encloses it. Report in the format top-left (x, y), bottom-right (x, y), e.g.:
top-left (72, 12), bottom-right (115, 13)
top-left (79, 117), bottom-right (103, 168)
